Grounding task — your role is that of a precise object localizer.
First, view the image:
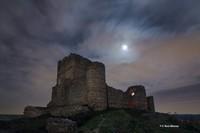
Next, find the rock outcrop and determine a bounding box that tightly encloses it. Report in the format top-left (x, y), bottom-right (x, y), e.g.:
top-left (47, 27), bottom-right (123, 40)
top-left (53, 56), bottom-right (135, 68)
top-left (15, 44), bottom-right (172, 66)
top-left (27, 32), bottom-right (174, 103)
top-left (46, 118), bottom-right (77, 133)
top-left (24, 53), bottom-right (155, 117)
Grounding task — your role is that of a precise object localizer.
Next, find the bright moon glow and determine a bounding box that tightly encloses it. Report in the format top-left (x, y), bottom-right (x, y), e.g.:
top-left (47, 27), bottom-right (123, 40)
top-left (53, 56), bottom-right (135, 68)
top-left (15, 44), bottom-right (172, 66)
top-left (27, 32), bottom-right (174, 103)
top-left (131, 92), bottom-right (135, 96)
top-left (121, 44), bottom-right (128, 51)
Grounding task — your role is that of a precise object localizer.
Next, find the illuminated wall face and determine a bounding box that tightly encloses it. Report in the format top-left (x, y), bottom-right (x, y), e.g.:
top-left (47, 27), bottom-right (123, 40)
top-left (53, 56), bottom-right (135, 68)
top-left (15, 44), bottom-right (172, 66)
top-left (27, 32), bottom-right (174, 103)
top-left (126, 88), bottom-right (136, 108)
top-left (126, 86), bottom-right (147, 110)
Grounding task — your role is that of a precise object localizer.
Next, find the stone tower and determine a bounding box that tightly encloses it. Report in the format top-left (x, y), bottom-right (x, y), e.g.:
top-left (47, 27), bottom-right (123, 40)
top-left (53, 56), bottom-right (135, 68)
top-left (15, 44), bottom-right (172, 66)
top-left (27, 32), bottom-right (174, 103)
top-left (47, 53), bottom-right (107, 114)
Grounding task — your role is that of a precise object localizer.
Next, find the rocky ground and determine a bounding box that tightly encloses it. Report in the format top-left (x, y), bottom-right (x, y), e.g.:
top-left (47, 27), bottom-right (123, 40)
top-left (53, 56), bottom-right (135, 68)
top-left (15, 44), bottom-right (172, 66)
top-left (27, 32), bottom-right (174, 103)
top-left (0, 109), bottom-right (200, 133)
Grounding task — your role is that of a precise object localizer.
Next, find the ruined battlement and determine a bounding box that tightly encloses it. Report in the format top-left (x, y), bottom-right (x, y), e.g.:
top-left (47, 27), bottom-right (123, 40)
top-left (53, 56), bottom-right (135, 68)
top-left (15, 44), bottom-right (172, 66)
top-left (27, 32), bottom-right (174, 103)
top-left (24, 53), bottom-right (155, 117)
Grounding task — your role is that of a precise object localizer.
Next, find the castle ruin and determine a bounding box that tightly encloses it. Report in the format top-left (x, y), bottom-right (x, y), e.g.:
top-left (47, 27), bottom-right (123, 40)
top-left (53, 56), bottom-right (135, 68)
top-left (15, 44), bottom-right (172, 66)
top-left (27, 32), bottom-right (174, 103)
top-left (24, 54), bottom-right (155, 117)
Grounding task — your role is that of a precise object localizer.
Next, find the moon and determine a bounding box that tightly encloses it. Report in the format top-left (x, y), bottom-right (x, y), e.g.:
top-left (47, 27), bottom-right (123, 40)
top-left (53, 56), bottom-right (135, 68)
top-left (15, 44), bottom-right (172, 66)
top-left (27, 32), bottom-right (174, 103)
top-left (121, 44), bottom-right (128, 51)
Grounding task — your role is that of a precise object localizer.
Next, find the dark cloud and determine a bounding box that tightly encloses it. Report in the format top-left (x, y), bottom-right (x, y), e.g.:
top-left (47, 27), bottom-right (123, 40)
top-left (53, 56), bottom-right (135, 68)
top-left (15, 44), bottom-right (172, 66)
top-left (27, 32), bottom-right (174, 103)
top-left (0, 0), bottom-right (200, 114)
top-left (138, 0), bottom-right (200, 33)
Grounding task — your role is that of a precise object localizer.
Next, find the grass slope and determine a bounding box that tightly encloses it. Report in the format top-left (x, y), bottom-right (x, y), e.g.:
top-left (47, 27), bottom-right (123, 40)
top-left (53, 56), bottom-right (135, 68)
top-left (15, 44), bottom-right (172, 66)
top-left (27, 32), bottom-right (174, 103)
top-left (0, 109), bottom-right (199, 133)
top-left (78, 109), bottom-right (200, 133)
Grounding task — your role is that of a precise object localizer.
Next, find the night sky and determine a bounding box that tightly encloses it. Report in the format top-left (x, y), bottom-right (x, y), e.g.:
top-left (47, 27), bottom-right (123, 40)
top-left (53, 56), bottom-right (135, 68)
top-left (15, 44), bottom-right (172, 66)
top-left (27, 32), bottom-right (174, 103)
top-left (0, 0), bottom-right (200, 114)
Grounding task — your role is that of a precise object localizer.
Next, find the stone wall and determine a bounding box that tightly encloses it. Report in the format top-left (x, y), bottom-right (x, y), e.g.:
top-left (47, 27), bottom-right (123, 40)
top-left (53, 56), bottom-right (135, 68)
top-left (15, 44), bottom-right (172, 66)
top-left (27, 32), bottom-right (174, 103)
top-left (107, 86), bottom-right (128, 108)
top-left (24, 106), bottom-right (47, 117)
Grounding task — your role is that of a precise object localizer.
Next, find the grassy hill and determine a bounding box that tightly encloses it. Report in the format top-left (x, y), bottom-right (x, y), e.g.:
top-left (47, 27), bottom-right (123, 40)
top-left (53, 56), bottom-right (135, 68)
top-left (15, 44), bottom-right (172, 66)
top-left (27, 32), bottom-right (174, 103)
top-left (0, 109), bottom-right (199, 133)
top-left (0, 114), bottom-right (23, 121)
top-left (78, 109), bottom-right (200, 133)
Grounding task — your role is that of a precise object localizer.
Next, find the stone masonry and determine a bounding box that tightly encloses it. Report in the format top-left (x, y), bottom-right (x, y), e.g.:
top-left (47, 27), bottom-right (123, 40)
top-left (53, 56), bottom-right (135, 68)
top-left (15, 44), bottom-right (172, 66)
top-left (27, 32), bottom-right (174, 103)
top-left (24, 53), bottom-right (155, 117)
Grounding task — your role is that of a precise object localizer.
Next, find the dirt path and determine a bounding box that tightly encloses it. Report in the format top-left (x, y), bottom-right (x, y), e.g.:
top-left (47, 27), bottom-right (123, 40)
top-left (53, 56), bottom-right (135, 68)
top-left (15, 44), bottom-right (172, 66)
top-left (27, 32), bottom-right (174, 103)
top-left (93, 115), bottom-right (106, 133)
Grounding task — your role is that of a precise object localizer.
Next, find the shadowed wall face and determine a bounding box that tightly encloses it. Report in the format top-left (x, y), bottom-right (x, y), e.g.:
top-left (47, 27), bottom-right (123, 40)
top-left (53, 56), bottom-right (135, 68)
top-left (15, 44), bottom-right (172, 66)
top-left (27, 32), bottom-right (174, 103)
top-left (147, 96), bottom-right (155, 112)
